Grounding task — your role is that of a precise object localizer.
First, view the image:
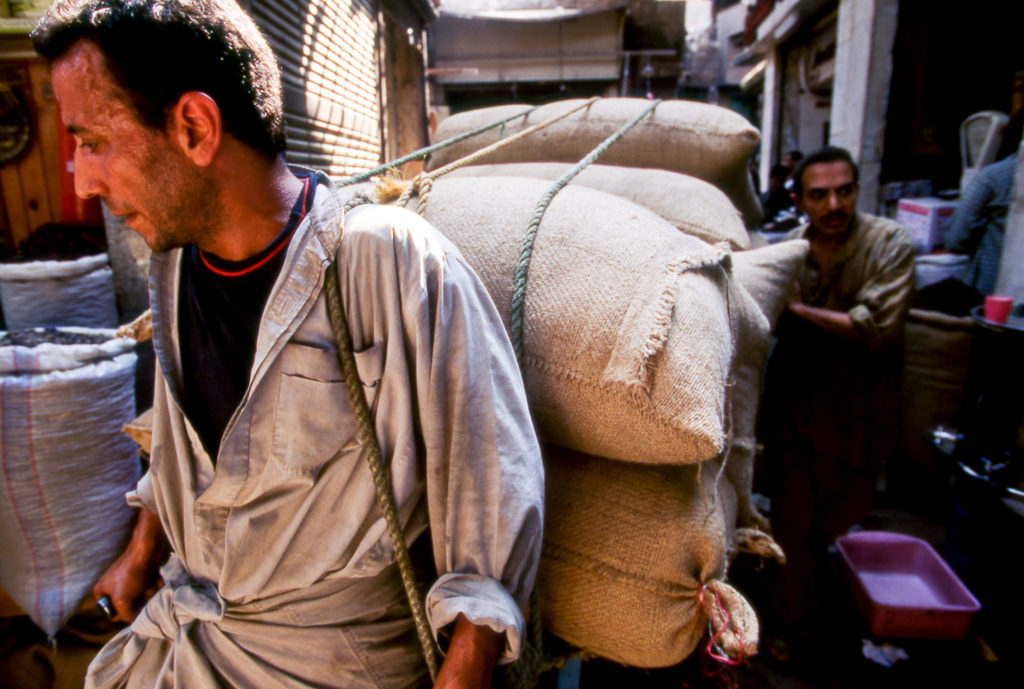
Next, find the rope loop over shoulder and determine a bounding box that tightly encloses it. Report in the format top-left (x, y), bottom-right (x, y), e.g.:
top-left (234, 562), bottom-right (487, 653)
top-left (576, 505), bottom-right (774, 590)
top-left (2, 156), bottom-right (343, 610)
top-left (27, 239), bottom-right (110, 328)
top-left (323, 261), bottom-right (440, 681)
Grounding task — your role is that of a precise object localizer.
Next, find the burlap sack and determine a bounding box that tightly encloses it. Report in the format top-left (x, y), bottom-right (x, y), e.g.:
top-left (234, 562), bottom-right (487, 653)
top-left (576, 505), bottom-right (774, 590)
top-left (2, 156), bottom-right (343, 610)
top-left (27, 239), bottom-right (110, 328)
top-left (427, 98), bottom-right (763, 225)
top-left (900, 309), bottom-right (974, 471)
top-left (407, 176), bottom-right (733, 464)
top-left (724, 285), bottom-right (771, 530)
top-left (442, 163), bottom-right (750, 250)
top-left (724, 240), bottom-right (809, 528)
top-left (730, 239), bottom-right (810, 326)
top-left (539, 444), bottom-right (757, 667)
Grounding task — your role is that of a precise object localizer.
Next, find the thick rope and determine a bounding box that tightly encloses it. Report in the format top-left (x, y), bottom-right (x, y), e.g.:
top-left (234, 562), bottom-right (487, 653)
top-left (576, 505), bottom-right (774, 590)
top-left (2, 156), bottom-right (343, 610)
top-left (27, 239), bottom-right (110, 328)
top-left (323, 260), bottom-right (440, 682)
top-left (508, 99), bottom-right (662, 365)
top-left (400, 97), bottom-right (601, 215)
top-left (338, 105), bottom-right (539, 187)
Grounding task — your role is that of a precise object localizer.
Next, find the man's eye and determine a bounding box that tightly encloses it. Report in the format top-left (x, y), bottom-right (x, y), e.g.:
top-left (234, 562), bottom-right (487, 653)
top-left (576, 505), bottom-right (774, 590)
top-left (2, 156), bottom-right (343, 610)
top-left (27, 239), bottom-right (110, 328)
top-left (808, 191), bottom-right (825, 201)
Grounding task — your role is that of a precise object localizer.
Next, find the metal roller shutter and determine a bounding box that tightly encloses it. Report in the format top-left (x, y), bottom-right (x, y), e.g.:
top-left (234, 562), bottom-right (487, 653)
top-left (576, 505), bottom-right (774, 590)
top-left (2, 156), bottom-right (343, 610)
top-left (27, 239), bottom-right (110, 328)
top-left (250, 0), bottom-right (383, 178)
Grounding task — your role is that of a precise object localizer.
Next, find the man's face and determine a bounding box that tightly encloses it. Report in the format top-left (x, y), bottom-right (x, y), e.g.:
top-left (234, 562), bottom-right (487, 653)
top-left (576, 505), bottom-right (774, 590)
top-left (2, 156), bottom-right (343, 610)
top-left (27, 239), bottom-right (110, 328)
top-left (793, 160), bottom-right (859, 236)
top-left (50, 40), bottom-right (212, 252)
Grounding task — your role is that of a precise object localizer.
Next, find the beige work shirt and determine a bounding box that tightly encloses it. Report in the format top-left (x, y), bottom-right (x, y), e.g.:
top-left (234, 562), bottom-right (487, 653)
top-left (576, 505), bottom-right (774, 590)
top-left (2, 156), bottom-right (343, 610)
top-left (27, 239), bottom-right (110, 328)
top-left (788, 213), bottom-right (915, 352)
top-left (86, 180), bottom-right (544, 689)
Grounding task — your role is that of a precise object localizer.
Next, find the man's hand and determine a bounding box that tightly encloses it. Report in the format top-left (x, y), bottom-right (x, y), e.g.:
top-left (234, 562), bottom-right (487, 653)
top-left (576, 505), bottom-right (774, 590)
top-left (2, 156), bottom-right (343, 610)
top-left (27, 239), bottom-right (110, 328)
top-left (433, 614), bottom-right (504, 689)
top-left (788, 297), bottom-right (861, 340)
top-left (92, 508), bottom-right (168, 622)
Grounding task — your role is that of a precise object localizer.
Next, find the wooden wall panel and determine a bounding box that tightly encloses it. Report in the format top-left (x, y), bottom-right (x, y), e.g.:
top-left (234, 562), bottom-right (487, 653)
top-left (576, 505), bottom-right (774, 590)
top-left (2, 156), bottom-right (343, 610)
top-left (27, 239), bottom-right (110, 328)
top-left (29, 60), bottom-right (61, 223)
top-left (0, 58), bottom-right (62, 253)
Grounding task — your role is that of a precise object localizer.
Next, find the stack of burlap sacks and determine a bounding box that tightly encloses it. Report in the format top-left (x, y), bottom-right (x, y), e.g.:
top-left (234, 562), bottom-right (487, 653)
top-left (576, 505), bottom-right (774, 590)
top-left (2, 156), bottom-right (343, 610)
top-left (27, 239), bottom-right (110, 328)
top-left (397, 99), bottom-right (808, 667)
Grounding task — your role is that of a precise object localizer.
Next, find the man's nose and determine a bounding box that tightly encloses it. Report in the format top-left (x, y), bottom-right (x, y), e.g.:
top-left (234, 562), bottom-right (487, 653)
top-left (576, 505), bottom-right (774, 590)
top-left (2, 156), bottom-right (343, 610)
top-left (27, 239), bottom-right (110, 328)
top-left (826, 190), bottom-right (841, 209)
top-left (73, 150), bottom-right (105, 200)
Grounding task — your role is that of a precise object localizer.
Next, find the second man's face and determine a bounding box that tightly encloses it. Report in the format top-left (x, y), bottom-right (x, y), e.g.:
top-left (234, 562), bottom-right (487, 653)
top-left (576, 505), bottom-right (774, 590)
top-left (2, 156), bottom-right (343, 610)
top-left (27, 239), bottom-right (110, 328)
top-left (794, 161), bottom-right (859, 237)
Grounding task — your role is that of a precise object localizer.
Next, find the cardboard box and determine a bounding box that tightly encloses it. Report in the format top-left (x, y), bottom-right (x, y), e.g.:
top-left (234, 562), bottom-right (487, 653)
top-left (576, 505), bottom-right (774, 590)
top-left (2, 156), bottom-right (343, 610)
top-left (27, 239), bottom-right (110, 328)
top-left (898, 197), bottom-right (958, 253)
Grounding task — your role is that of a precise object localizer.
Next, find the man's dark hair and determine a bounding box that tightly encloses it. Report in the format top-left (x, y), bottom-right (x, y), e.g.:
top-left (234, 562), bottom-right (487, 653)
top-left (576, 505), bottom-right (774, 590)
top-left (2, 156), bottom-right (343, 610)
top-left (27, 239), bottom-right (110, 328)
top-left (791, 146), bottom-right (860, 197)
top-left (769, 164), bottom-right (790, 181)
top-left (32, 0), bottom-right (286, 157)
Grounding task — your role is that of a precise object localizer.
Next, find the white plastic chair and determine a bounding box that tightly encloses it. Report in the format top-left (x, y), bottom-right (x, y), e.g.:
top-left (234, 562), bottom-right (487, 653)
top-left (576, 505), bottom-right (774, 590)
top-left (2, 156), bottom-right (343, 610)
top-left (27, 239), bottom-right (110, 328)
top-left (960, 110), bottom-right (1010, 192)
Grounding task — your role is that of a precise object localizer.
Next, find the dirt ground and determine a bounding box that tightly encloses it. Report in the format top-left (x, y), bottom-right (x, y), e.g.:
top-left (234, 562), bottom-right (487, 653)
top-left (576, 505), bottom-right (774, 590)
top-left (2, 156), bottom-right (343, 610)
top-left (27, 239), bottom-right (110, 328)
top-left (0, 611), bottom-right (121, 689)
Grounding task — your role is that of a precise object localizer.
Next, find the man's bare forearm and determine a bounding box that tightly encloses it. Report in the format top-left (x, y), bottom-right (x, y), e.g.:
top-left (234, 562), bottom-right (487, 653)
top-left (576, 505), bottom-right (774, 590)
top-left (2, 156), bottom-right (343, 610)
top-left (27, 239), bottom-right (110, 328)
top-left (433, 613), bottom-right (504, 689)
top-left (125, 508), bottom-right (167, 567)
top-left (92, 507), bottom-right (167, 621)
top-left (788, 301), bottom-right (861, 339)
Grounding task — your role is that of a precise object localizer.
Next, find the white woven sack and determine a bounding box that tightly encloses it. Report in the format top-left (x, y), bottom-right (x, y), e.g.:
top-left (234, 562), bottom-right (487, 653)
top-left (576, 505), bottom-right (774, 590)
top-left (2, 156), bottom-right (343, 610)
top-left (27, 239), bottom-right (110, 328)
top-left (427, 98), bottom-right (763, 225)
top-left (0, 327), bottom-right (134, 372)
top-left (724, 240), bottom-right (809, 527)
top-left (443, 163), bottom-right (750, 250)
top-left (0, 253), bottom-right (119, 330)
top-left (402, 176), bottom-right (734, 464)
top-left (0, 330), bottom-right (139, 636)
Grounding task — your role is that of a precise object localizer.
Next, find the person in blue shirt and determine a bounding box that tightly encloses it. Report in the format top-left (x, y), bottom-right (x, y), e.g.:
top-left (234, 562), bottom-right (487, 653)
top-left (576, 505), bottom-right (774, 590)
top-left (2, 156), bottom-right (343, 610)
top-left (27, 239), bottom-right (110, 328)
top-left (944, 111), bottom-right (1024, 295)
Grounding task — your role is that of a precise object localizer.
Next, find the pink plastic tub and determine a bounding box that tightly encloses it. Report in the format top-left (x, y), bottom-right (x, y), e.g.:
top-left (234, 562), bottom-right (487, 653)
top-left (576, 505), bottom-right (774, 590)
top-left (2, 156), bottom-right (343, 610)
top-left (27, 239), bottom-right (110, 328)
top-left (836, 531), bottom-right (981, 640)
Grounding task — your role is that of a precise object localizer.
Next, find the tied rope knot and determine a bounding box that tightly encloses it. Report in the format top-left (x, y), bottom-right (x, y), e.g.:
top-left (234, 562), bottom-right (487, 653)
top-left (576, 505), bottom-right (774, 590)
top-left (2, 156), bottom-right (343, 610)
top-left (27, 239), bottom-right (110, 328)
top-left (132, 556), bottom-right (226, 642)
top-left (396, 173), bottom-right (435, 216)
top-left (696, 579), bottom-right (759, 665)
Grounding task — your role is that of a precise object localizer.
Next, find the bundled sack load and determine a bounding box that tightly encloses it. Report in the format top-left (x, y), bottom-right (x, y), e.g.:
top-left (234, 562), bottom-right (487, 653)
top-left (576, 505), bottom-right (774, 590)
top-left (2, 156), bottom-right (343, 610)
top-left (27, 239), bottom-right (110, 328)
top-left (443, 162), bottom-right (750, 251)
top-left (539, 444), bottom-right (758, 667)
top-left (0, 327), bottom-right (139, 636)
top-left (399, 175), bottom-right (734, 465)
top-left (0, 253), bottom-right (119, 330)
top-left (426, 98), bottom-right (762, 226)
top-left (724, 240), bottom-right (809, 529)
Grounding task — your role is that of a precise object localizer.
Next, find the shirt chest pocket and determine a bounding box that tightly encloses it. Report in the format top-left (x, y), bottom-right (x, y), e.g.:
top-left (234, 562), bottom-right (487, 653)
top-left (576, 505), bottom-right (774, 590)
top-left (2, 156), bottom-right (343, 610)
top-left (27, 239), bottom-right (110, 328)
top-left (271, 340), bottom-right (385, 472)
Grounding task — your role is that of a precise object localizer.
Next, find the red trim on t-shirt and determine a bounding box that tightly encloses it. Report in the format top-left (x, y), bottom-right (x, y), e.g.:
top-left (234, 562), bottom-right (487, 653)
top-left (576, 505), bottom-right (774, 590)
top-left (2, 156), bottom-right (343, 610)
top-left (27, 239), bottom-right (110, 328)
top-left (199, 176), bottom-right (312, 278)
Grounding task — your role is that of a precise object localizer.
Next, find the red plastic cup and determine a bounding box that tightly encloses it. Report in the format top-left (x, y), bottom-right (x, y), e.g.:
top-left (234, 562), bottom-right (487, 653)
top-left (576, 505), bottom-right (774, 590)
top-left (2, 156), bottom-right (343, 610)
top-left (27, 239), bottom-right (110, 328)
top-left (984, 295), bottom-right (1014, 324)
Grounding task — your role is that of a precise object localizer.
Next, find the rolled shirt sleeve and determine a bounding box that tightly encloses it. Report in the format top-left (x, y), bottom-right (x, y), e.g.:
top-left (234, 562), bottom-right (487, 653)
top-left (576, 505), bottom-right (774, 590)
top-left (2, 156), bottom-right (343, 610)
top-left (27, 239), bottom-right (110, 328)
top-left (125, 470), bottom-right (154, 511)
top-left (426, 573), bottom-right (527, 662)
top-left (848, 225), bottom-right (915, 351)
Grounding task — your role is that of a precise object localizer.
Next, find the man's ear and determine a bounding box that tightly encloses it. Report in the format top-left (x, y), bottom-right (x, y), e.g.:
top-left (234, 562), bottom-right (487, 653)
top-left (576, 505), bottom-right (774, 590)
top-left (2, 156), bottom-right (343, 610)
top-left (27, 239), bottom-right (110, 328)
top-left (169, 92), bottom-right (221, 167)
top-left (790, 192), bottom-right (803, 212)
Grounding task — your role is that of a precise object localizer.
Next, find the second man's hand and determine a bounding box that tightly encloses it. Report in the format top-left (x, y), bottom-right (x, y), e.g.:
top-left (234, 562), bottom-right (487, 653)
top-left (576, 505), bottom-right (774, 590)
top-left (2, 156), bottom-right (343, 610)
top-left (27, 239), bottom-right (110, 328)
top-left (91, 507), bottom-right (168, 622)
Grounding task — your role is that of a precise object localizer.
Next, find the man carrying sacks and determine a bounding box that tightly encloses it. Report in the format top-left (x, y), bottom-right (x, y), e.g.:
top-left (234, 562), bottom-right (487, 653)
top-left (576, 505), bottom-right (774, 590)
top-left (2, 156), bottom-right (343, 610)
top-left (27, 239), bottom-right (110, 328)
top-left (32, 2), bottom-right (543, 688)
top-left (759, 146), bottom-right (914, 660)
